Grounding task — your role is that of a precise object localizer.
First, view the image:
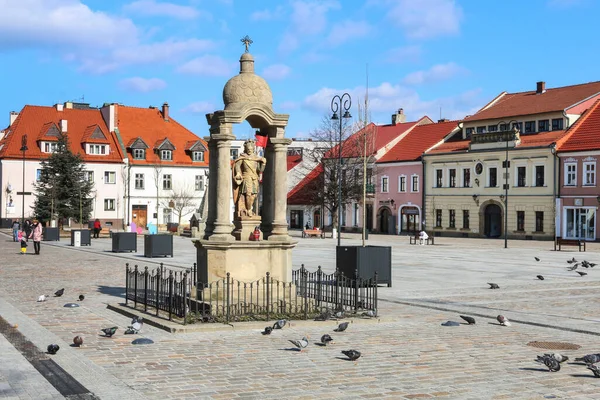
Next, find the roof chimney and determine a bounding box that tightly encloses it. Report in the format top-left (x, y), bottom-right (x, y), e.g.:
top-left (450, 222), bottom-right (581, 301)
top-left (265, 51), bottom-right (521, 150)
top-left (60, 119), bottom-right (67, 133)
top-left (536, 81), bottom-right (546, 94)
top-left (9, 111), bottom-right (18, 126)
top-left (391, 108), bottom-right (406, 125)
top-left (438, 118), bottom-right (449, 123)
top-left (64, 101), bottom-right (73, 109)
top-left (162, 102), bottom-right (170, 121)
top-left (55, 103), bottom-right (64, 112)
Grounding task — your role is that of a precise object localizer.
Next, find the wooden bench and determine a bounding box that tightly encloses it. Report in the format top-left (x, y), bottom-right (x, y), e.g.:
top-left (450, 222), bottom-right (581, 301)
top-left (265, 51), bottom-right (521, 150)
top-left (302, 229), bottom-right (325, 238)
top-left (410, 234), bottom-right (434, 245)
top-left (556, 237), bottom-right (586, 252)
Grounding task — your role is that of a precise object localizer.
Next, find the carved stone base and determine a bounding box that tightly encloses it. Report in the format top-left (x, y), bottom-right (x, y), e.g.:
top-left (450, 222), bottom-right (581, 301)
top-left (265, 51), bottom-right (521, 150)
top-left (232, 216), bottom-right (262, 241)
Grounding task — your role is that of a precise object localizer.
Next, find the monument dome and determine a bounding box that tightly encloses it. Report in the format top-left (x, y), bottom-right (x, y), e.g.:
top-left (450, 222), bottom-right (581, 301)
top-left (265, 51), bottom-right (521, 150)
top-left (222, 52), bottom-right (273, 109)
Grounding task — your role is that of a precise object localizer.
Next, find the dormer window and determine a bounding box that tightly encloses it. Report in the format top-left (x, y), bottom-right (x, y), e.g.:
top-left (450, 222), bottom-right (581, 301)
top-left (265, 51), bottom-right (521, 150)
top-left (192, 151), bottom-right (204, 162)
top-left (133, 149), bottom-right (145, 160)
top-left (88, 144), bottom-right (107, 155)
top-left (160, 150), bottom-right (173, 161)
top-left (42, 142), bottom-right (58, 153)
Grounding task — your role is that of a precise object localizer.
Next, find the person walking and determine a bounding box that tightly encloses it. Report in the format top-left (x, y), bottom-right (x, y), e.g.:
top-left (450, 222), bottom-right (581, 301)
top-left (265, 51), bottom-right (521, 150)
top-left (12, 220), bottom-right (20, 242)
top-left (93, 219), bottom-right (101, 239)
top-left (29, 219), bottom-right (42, 255)
top-left (24, 219), bottom-right (32, 242)
top-left (18, 230), bottom-right (27, 255)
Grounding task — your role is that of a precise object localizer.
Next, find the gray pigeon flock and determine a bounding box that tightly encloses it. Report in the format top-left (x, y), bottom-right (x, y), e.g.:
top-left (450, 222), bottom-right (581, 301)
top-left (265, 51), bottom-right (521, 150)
top-left (530, 352), bottom-right (600, 377)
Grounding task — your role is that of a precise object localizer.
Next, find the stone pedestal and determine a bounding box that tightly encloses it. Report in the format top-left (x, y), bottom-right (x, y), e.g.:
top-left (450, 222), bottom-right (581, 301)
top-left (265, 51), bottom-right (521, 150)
top-left (232, 216), bottom-right (262, 241)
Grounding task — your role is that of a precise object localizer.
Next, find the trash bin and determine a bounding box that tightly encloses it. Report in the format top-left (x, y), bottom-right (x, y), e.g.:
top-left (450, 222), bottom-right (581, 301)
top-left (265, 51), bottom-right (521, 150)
top-left (144, 234), bottom-right (173, 257)
top-left (336, 245), bottom-right (392, 287)
top-left (71, 229), bottom-right (91, 246)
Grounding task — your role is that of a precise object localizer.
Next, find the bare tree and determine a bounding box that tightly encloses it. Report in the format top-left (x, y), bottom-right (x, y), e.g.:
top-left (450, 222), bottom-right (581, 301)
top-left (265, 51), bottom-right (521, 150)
top-left (161, 185), bottom-right (197, 226)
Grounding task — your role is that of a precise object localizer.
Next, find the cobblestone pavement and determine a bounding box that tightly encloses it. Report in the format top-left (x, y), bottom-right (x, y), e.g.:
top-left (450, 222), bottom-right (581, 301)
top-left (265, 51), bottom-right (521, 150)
top-left (1, 231), bottom-right (600, 399)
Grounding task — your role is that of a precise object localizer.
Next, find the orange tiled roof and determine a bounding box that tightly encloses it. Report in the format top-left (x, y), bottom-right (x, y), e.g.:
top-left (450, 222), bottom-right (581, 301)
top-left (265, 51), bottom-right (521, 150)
top-left (0, 105), bottom-right (123, 162)
top-left (287, 164), bottom-right (324, 205)
top-left (378, 120), bottom-right (459, 162)
top-left (557, 99), bottom-right (600, 152)
top-left (116, 105), bottom-right (208, 166)
top-left (464, 81), bottom-right (600, 122)
top-left (81, 125), bottom-right (110, 144)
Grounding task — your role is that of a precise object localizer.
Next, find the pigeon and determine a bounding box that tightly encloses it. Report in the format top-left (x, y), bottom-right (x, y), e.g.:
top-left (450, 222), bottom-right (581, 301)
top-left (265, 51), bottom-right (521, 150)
top-left (488, 283), bottom-right (500, 289)
top-left (581, 260), bottom-right (590, 268)
top-left (334, 310), bottom-right (345, 319)
top-left (341, 350), bottom-right (361, 361)
top-left (497, 315), bottom-right (511, 326)
top-left (441, 321), bottom-right (460, 327)
top-left (567, 263), bottom-right (579, 271)
top-left (575, 354), bottom-right (600, 364)
top-left (54, 288), bottom-right (65, 297)
top-left (78, 295), bottom-right (85, 301)
top-left (101, 327), bottom-right (118, 337)
top-left (361, 310), bottom-right (377, 318)
top-left (589, 263), bottom-right (597, 268)
top-left (273, 319), bottom-right (287, 330)
top-left (543, 353), bottom-right (569, 363)
top-left (576, 271), bottom-right (588, 277)
top-left (334, 322), bottom-right (350, 332)
top-left (534, 257), bottom-right (540, 262)
top-left (73, 336), bottom-right (83, 347)
top-left (567, 257), bottom-right (577, 264)
top-left (537, 275), bottom-right (545, 280)
top-left (289, 336), bottom-right (309, 352)
top-left (261, 326), bottom-right (273, 335)
top-left (47, 344), bottom-right (60, 355)
top-left (587, 364), bottom-right (600, 377)
top-left (37, 295), bottom-right (49, 302)
top-left (535, 354), bottom-right (561, 372)
top-left (459, 315), bottom-right (476, 325)
top-left (321, 334), bottom-right (334, 346)
top-left (315, 310), bottom-right (332, 321)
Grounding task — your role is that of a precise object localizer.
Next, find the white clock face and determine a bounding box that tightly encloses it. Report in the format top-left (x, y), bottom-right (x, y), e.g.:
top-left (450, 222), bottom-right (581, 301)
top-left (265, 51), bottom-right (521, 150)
top-left (475, 162), bottom-right (483, 175)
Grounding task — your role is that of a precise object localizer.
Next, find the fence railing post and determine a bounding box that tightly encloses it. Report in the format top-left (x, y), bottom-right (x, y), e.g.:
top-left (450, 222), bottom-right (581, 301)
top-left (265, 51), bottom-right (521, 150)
top-left (374, 271), bottom-right (378, 312)
top-left (133, 265), bottom-right (138, 308)
top-left (155, 268), bottom-right (160, 317)
top-left (316, 266), bottom-right (322, 306)
top-left (266, 272), bottom-right (270, 322)
top-left (125, 263), bottom-right (130, 306)
top-left (354, 268), bottom-right (359, 313)
top-left (144, 266), bottom-right (149, 312)
top-left (226, 272), bottom-right (231, 324)
top-left (303, 268), bottom-right (308, 320)
top-left (183, 272), bottom-right (188, 325)
top-left (168, 270), bottom-right (174, 321)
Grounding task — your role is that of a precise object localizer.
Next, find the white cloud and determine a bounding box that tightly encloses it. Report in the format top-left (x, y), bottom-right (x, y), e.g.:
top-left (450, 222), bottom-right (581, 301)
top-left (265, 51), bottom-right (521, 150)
top-left (402, 62), bottom-right (467, 85)
top-left (177, 55), bottom-right (234, 76)
top-left (278, 101), bottom-right (300, 110)
top-left (326, 20), bottom-right (371, 46)
top-left (385, 0), bottom-right (463, 39)
top-left (123, 0), bottom-right (210, 20)
top-left (278, 0), bottom-right (340, 53)
top-left (385, 45), bottom-right (422, 63)
top-left (182, 101), bottom-right (217, 114)
top-left (119, 77), bottom-right (167, 93)
top-left (262, 64), bottom-right (291, 80)
top-left (250, 6), bottom-right (285, 21)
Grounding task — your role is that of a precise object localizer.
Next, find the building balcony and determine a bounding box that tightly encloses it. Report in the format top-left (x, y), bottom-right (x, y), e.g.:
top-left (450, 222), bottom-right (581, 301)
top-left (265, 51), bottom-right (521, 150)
top-left (366, 184), bottom-right (375, 196)
top-left (469, 129), bottom-right (520, 151)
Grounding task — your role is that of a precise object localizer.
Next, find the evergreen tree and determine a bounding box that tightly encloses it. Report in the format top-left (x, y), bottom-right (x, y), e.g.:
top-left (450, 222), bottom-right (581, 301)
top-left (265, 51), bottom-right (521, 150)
top-left (33, 133), bottom-right (95, 225)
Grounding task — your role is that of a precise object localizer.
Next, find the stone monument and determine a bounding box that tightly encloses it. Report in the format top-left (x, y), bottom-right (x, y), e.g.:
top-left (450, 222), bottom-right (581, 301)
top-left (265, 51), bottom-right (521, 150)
top-left (194, 36), bottom-right (296, 285)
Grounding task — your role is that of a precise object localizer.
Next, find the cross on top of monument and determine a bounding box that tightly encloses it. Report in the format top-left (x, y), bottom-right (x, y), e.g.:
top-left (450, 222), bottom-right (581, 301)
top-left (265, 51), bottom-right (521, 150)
top-left (240, 35), bottom-right (253, 53)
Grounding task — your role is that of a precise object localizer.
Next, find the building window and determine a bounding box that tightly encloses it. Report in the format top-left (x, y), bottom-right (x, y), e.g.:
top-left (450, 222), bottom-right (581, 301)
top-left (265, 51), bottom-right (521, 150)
top-left (538, 120), bottom-right (549, 132)
top-left (476, 126), bottom-right (486, 133)
top-left (134, 173), bottom-right (144, 190)
top-left (230, 148), bottom-right (239, 160)
top-left (449, 209), bottom-right (456, 228)
top-left (463, 210), bottom-right (470, 229)
top-left (399, 176), bottom-right (406, 192)
top-left (465, 127), bottom-right (474, 138)
top-left (162, 174), bottom-right (172, 190)
top-left (411, 175), bottom-right (419, 192)
top-left (88, 144), bottom-right (107, 155)
top-left (517, 166), bottom-right (526, 187)
top-left (163, 208), bottom-right (172, 224)
top-left (84, 171), bottom-right (94, 182)
top-left (192, 151), bottom-right (204, 162)
top-left (160, 150), bottom-right (172, 161)
top-left (517, 211), bottom-right (525, 231)
top-left (535, 165), bottom-right (545, 187)
top-left (565, 163), bottom-right (577, 186)
top-left (104, 171), bottom-right (116, 184)
top-left (524, 121), bottom-right (536, 133)
top-left (463, 168), bottom-right (471, 187)
top-left (435, 209), bottom-right (442, 228)
top-left (487, 125), bottom-right (498, 132)
top-left (381, 176), bottom-right (389, 193)
top-left (43, 142), bottom-right (58, 153)
top-left (449, 169), bottom-right (456, 188)
top-left (489, 167), bottom-right (497, 187)
top-left (512, 122), bottom-right (523, 132)
top-left (552, 118), bottom-right (564, 131)
top-left (584, 162), bottom-right (596, 186)
top-left (195, 175), bottom-right (204, 191)
top-left (435, 169), bottom-right (443, 188)
top-left (104, 199), bottom-right (115, 211)
top-left (499, 123), bottom-right (508, 131)
top-left (535, 211), bottom-right (544, 232)
top-left (133, 149), bottom-right (145, 160)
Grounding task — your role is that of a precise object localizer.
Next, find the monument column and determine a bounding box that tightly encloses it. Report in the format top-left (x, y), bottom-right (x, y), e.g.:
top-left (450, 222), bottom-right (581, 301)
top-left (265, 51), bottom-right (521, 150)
top-left (203, 135), bottom-right (217, 238)
top-left (269, 136), bottom-right (292, 241)
top-left (209, 129), bottom-right (235, 241)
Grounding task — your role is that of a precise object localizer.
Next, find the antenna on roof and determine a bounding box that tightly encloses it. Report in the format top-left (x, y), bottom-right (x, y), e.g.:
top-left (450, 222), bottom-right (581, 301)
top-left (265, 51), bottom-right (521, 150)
top-left (439, 106), bottom-right (442, 120)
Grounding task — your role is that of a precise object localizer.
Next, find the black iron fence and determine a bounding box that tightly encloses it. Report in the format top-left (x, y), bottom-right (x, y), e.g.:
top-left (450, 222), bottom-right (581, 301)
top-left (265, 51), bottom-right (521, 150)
top-left (125, 262), bottom-right (378, 324)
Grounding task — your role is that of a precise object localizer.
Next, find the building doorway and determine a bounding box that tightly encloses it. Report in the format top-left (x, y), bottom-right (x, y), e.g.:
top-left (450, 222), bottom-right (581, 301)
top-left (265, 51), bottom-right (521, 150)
top-left (289, 210), bottom-right (303, 229)
top-left (400, 206), bottom-right (420, 235)
top-left (484, 203), bottom-right (502, 238)
top-left (379, 207), bottom-right (394, 234)
top-left (313, 209), bottom-right (321, 229)
top-left (132, 205), bottom-right (147, 229)
top-left (366, 204), bottom-right (373, 232)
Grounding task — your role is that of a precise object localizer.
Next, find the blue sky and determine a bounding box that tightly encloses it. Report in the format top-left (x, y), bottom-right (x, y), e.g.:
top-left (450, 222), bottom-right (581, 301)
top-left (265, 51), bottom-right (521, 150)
top-left (1, 0), bottom-right (599, 138)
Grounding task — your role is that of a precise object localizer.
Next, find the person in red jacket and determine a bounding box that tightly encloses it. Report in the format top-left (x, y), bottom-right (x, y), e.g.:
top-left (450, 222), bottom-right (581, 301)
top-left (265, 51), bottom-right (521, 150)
top-left (93, 219), bottom-right (101, 239)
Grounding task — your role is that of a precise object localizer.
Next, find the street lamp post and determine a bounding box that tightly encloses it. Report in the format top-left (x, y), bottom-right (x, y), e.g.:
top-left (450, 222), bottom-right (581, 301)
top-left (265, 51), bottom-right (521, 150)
top-left (20, 134), bottom-right (28, 226)
top-left (330, 93), bottom-right (352, 248)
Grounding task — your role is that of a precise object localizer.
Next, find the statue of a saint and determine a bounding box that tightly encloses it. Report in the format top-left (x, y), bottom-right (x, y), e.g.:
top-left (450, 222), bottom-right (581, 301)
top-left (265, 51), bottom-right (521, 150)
top-left (232, 139), bottom-right (266, 218)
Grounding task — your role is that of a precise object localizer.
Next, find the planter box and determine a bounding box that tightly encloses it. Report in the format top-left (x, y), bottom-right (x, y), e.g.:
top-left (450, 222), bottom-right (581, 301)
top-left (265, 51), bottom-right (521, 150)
top-left (112, 232), bottom-right (137, 253)
top-left (144, 234), bottom-right (173, 258)
top-left (336, 245), bottom-right (392, 287)
top-left (42, 227), bottom-right (60, 241)
top-left (70, 229), bottom-right (91, 246)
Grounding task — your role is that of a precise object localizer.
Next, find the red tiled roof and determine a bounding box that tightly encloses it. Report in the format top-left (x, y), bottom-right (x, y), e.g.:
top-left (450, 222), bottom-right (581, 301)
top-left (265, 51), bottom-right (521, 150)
top-left (464, 81), bottom-right (600, 122)
top-left (287, 154), bottom-right (302, 171)
top-left (116, 105), bottom-right (208, 166)
top-left (287, 164), bottom-right (324, 205)
top-left (557, 99), bottom-right (600, 152)
top-left (0, 105), bottom-right (122, 162)
top-left (81, 125), bottom-right (110, 144)
top-left (378, 120), bottom-right (459, 162)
